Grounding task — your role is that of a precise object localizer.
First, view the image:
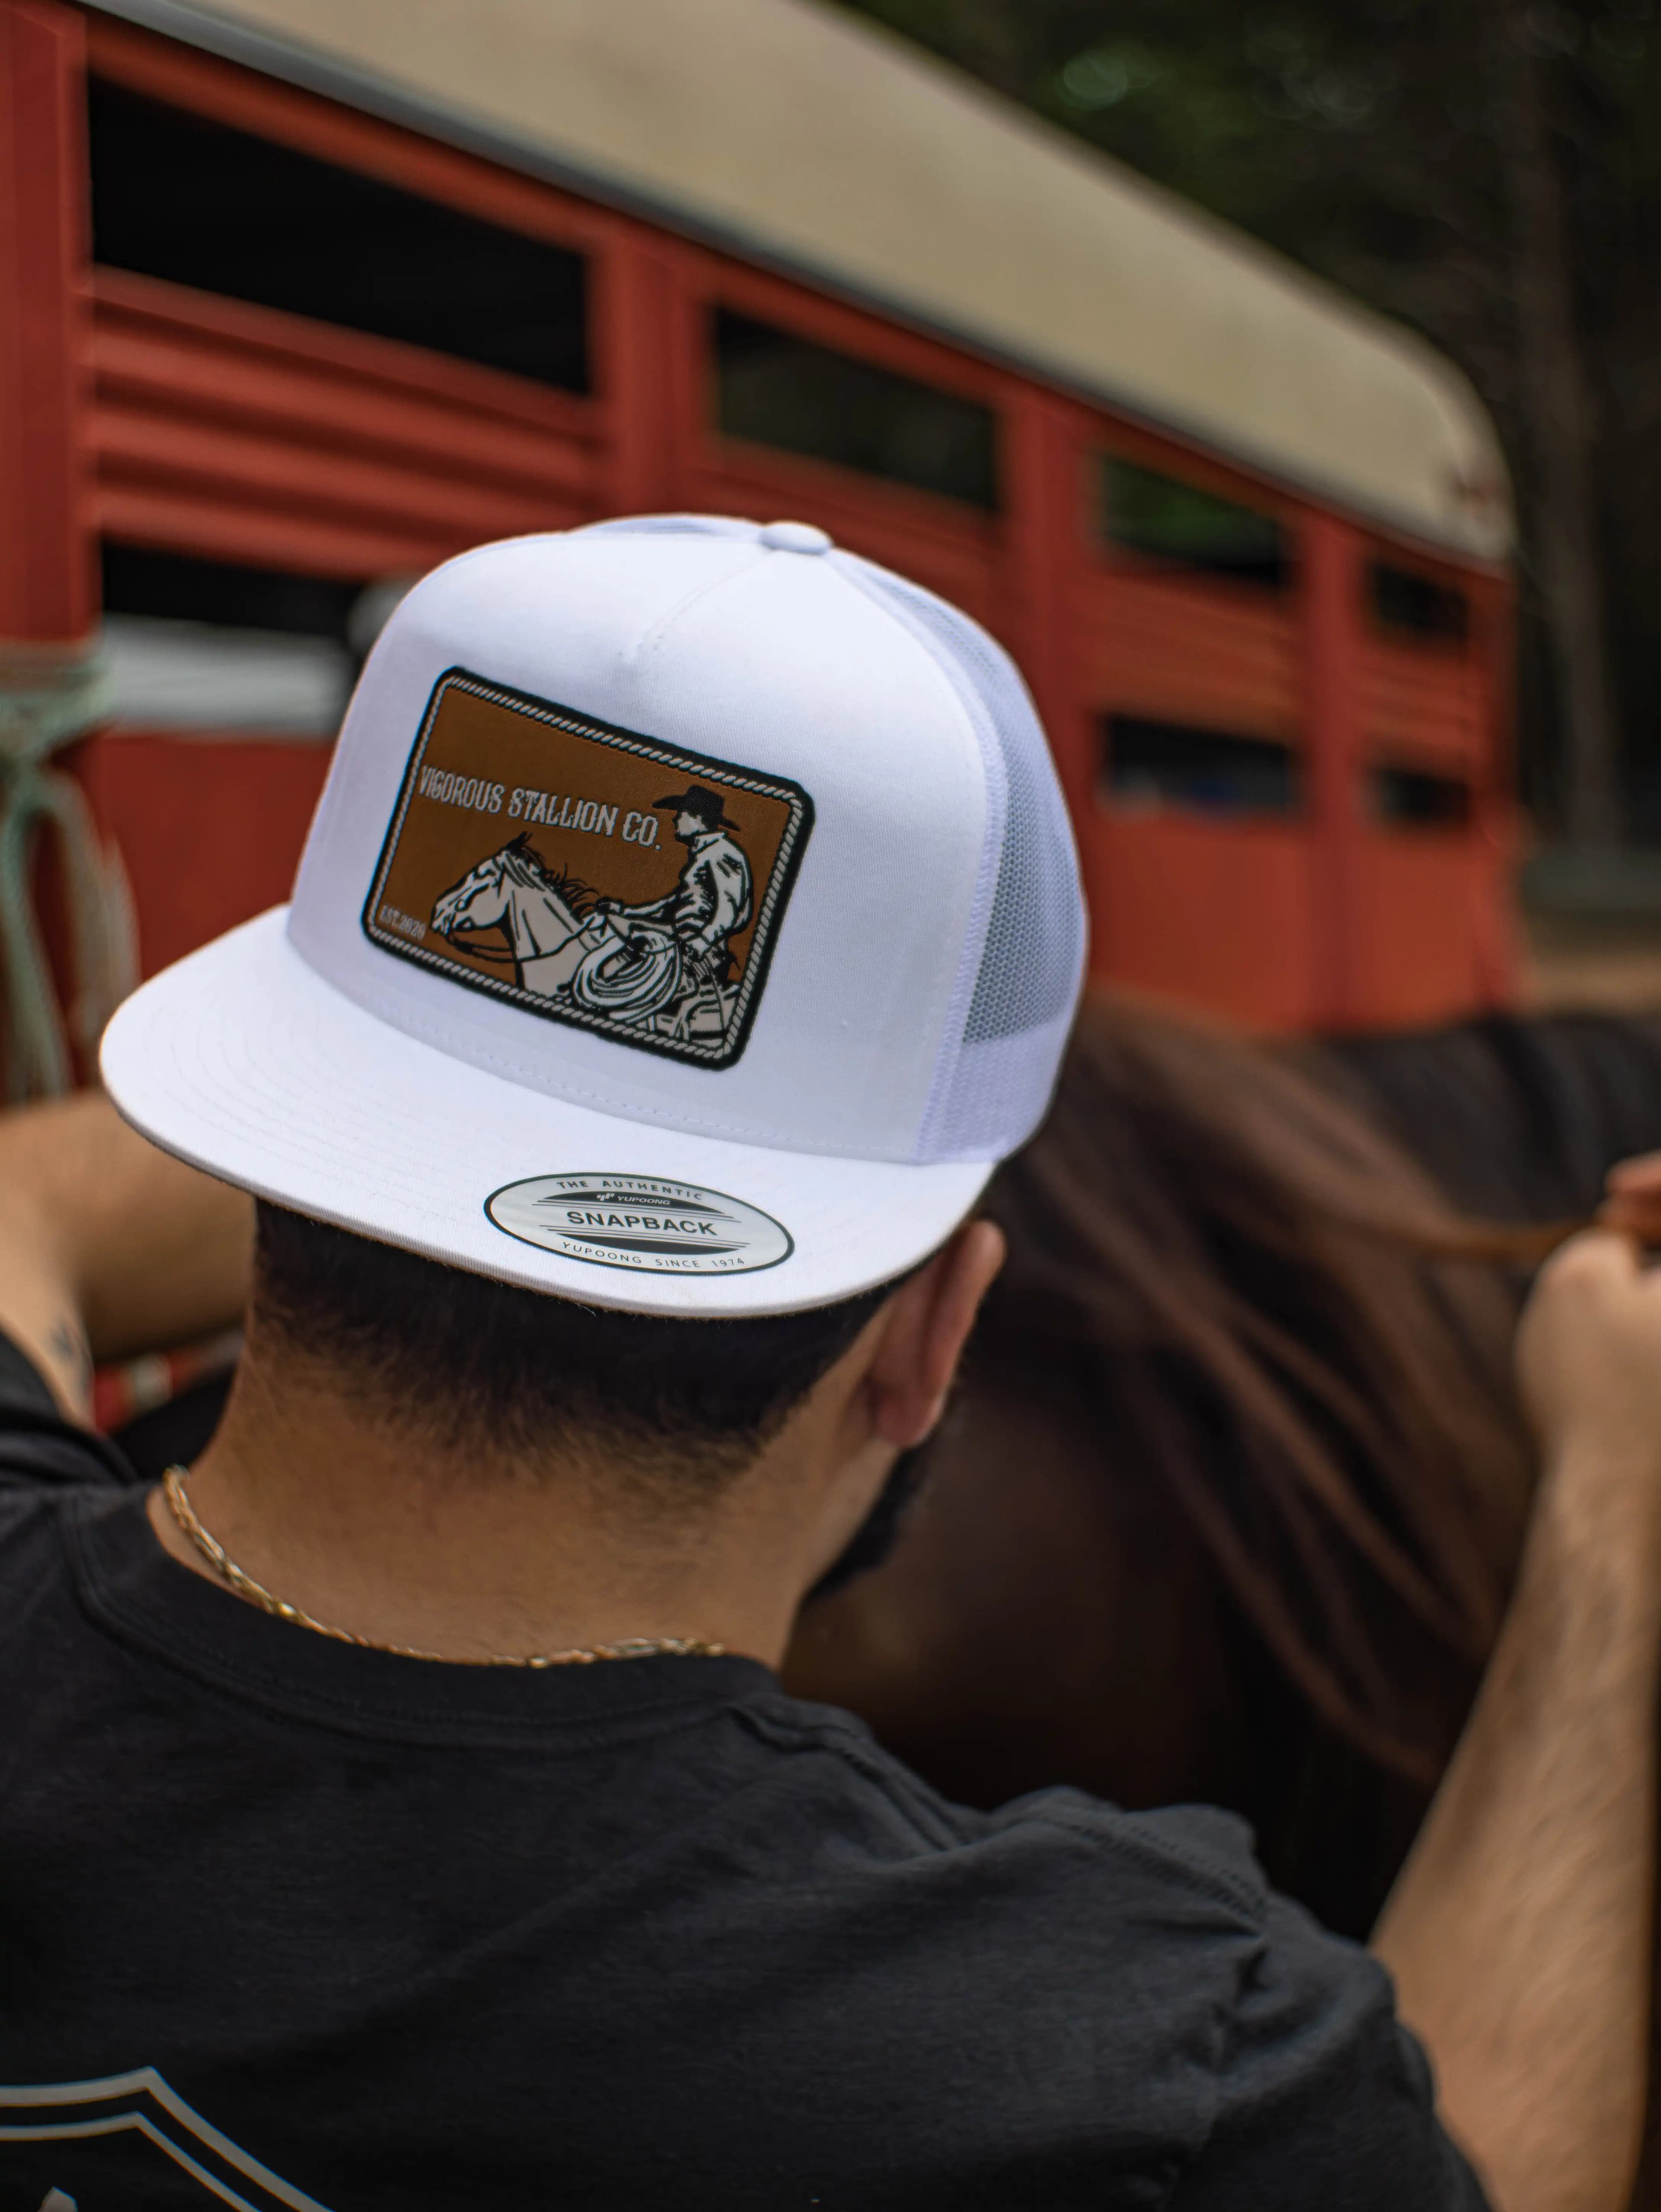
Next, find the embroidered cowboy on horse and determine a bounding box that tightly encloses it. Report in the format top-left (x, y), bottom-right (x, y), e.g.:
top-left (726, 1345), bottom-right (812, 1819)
top-left (430, 785), bottom-right (753, 1048)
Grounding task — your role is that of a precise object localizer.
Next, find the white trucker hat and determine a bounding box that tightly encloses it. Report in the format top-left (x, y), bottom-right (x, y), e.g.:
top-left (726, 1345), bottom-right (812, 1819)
top-left (102, 516), bottom-right (1086, 1316)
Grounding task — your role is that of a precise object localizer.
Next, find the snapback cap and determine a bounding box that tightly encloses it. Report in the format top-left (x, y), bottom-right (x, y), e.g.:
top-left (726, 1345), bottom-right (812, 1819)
top-left (101, 516), bottom-right (1087, 1316)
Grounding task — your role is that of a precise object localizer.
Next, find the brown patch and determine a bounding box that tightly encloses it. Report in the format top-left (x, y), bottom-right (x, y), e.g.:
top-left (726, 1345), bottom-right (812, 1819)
top-left (362, 669), bottom-right (812, 1069)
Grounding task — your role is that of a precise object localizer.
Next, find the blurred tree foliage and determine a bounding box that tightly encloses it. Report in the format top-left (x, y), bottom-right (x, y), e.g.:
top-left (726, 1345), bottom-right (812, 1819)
top-left (833, 0), bottom-right (1661, 843)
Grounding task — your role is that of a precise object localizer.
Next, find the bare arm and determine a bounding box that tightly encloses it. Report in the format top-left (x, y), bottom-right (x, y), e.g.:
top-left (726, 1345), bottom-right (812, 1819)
top-left (0, 1091), bottom-right (253, 1421)
top-left (1373, 1228), bottom-right (1661, 2212)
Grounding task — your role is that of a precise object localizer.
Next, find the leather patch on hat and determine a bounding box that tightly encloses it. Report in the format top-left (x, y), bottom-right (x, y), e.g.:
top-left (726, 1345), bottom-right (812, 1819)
top-left (362, 669), bottom-right (813, 1069)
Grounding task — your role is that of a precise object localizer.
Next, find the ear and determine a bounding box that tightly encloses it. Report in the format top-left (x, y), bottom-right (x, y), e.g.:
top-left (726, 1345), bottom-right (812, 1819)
top-left (863, 1220), bottom-right (1006, 1452)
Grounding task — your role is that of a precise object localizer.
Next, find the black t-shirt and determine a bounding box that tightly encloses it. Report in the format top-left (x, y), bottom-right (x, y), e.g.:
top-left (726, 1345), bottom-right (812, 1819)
top-left (0, 1338), bottom-right (1486, 2212)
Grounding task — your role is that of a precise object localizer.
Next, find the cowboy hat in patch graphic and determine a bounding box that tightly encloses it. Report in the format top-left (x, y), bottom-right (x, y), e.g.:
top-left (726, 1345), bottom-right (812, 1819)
top-left (362, 669), bottom-right (813, 1070)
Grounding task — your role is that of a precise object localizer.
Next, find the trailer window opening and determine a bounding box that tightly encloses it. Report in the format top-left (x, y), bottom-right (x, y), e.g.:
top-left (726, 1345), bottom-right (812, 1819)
top-left (1370, 763), bottom-right (1473, 829)
top-left (87, 81), bottom-right (589, 393)
top-left (1102, 716), bottom-right (1299, 816)
top-left (1369, 561), bottom-right (1469, 642)
top-left (1100, 458), bottom-right (1289, 587)
top-left (99, 545), bottom-right (372, 735)
top-left (714, 311), bottom-right (997, 509)
top-left (103, 545), bottom-right (363, 640)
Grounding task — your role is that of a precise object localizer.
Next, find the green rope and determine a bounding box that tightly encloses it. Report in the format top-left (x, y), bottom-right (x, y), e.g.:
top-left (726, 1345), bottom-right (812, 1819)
top-left (0, 644), bottom-right (136, 1101)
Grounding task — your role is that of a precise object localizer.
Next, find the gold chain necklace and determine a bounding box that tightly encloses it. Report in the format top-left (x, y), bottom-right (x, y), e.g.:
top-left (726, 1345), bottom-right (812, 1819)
top-left (160, 1466), bottom-right (725, 1668)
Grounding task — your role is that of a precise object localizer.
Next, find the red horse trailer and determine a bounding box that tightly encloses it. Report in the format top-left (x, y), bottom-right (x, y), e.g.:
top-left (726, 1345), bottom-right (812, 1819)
top-left (0, 0), bottom-right (1517, 1091)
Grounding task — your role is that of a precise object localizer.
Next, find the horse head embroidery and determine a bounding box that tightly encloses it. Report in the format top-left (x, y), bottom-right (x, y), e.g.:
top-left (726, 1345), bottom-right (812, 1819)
top-left (431, 834), bottom-right (603, 997)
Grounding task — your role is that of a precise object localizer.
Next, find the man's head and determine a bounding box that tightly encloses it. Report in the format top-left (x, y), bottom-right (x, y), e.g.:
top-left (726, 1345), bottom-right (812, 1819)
top-left (657, 785), bottom-right (728, 844)
top-left (247, 1196), bottom-right (1003, 1594)
top-left (104, 516), bottom-right (1082, 1596)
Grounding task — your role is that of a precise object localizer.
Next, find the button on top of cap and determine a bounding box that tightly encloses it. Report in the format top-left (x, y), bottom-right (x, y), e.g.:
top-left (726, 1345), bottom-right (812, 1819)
top-left (760, 520), bottom-right (833, 554)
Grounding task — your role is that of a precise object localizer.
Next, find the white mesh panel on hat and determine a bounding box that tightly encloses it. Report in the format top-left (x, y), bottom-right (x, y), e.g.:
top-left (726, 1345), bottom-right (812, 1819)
top-left (574, 514), bottom-right (1086, 1168)
top-left (829, 558), bottom-right (1086, 1165)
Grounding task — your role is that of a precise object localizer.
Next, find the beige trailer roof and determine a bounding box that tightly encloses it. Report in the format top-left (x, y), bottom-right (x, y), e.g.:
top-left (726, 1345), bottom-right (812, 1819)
top-left (95, 0), bottom-right (1513, 559)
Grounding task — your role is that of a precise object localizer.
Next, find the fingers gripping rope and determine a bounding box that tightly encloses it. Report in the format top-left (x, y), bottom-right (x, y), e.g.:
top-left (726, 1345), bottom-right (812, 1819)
top-left (0, 643), bottom-right (137, 1099)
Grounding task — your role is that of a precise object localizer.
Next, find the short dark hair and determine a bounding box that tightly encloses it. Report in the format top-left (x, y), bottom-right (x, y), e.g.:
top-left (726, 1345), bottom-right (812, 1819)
top-left (252, 1203), bottom-right (901, 1495)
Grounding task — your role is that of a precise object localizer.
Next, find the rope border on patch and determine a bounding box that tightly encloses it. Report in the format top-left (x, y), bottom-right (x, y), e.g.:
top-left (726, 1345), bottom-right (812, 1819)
top-left (360, 667), bottom-right (814, 1072)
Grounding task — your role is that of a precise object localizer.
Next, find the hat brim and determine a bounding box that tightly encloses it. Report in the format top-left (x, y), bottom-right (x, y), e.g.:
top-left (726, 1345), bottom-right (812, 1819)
top-left (100, 909), bottom-right (994, 1318)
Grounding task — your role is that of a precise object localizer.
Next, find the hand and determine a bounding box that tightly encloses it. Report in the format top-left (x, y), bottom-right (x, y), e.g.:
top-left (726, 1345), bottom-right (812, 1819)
top-left (1516, 1226), bottom-right (1661, 1494)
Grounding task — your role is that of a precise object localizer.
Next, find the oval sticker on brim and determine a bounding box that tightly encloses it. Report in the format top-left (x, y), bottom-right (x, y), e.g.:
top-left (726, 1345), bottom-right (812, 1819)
top-left (485, 1173), bottom-right (793, 1277)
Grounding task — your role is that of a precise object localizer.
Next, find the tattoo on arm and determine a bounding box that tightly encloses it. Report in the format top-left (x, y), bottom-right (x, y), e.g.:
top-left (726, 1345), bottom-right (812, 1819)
top-left (48, 1315), bottom-right (91, 1397)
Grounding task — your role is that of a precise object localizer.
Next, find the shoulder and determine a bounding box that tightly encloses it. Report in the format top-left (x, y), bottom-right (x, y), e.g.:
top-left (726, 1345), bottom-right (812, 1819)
top-left (728, 1691), bottom-right (1482, 2207)
top-left (731, 1689), bottom-right (1274, 2068)
top-left (0, 1328), bottom-right (135, 1506)
top-left (737, 1686), bottom-right (1267, 1914)
top-left (0, 1388), bottom-right (135, 1661)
